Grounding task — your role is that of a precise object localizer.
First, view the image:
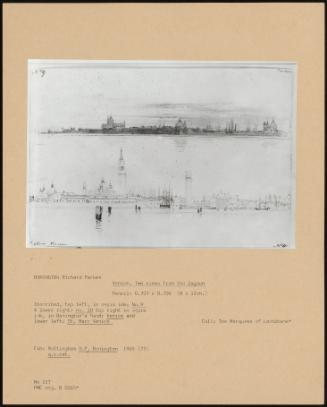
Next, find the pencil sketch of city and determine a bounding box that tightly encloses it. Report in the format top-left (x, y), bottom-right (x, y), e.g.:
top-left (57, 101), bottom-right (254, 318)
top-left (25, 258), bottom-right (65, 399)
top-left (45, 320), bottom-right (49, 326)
top-left (27, 60), bottom-right (296, 248)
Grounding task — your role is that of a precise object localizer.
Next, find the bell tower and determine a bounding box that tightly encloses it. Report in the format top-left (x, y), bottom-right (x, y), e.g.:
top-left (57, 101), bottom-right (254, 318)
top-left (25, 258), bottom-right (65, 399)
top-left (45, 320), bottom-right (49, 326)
top-left (117, 148), bottom-right (127, 194)
top-left (185, 171), bottom-right (192, 207)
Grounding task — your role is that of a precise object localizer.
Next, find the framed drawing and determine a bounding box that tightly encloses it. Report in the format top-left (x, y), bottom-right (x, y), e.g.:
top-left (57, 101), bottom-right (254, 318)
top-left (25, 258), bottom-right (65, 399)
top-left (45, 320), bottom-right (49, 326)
top-left (3, 3), bottom-right (324, 405)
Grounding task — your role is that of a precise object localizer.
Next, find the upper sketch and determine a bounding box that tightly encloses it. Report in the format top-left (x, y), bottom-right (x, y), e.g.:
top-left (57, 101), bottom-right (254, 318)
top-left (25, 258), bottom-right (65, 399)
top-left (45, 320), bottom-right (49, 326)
top-left (27, 60), bottom-right (296, 248)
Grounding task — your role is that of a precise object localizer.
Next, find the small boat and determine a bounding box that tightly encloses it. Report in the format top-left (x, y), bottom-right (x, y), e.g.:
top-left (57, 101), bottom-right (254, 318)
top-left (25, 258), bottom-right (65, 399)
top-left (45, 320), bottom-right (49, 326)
top-left (255, 201), bottom-right (271, 210)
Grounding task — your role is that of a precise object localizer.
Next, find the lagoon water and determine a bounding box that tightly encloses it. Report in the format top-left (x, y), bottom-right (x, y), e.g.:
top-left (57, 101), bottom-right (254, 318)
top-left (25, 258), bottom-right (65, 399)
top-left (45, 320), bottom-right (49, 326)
top-left (28, 133), bottom-right (294, 248)
top-left (28, 204), bottom-right (293, 248)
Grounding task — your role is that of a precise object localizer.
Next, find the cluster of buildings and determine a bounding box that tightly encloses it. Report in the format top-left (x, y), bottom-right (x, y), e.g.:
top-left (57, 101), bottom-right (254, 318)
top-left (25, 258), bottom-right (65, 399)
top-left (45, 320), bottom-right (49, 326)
top-left (173, 117), bottom-right (279, 136)
top-left (51, 115), bottom-right (280, 136)
top-left (210, 191), bottom-right (291, 211)
top-left (101, 115), bottom-right (126, 131)
top-left (31, 148), bottom-right (129, 204)
top-left (262, 119), bottom-right (278, 135)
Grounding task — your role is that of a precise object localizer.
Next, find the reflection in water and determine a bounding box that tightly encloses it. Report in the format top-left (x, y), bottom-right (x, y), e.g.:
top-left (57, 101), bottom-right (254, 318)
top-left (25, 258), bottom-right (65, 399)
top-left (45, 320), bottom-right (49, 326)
top-left (173, 137), bottom-right (187, 152)
top-left (173, 135), bottom-right (217, 152)
top-left (95, 205), bottom-right (103, 219)
top-left (95, 205), bottom-right (103, 231)
top-left (95, 219), bottom-right (103, 231)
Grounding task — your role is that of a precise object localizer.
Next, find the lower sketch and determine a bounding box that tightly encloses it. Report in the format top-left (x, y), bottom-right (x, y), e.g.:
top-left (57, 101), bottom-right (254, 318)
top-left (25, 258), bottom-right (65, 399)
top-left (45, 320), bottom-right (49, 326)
top-left (27, 60), bottom-right (296, 248)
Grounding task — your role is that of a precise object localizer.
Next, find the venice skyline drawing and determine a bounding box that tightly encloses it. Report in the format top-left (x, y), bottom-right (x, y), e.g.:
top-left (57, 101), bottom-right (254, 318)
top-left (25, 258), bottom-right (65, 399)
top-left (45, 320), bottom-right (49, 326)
top-left (27, 60), bottom-right (296, 248)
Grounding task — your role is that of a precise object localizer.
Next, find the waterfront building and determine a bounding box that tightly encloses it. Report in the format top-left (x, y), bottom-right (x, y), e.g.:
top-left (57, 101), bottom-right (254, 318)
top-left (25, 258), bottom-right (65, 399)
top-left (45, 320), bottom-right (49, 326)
top-left (101, 115), bottom-right (126, 130)
top-left (32, 182), bottom-right (61, 202)
top-left (96, 177), bottom-right (115, 196)
top-left (175, 118), bottom-right (188, 134)
top-left (216, 192), bottom-right (234, 210)
top-left (263, 119), bottom-right (278, 135)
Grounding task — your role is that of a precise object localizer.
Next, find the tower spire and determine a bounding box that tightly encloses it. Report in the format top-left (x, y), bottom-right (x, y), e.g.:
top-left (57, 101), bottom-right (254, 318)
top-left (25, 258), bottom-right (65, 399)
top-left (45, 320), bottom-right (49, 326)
top-left (117, 148), bottom-right (127, 193)
top-left (118, 148), bottom-right (125, 172)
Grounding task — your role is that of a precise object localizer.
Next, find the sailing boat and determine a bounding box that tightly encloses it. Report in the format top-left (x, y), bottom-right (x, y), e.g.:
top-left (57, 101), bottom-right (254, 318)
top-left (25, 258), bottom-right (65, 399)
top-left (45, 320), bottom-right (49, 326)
top-left (225, 119), bottom-right (236, 134)
top-left (159, 187), bottom-right (173, 208)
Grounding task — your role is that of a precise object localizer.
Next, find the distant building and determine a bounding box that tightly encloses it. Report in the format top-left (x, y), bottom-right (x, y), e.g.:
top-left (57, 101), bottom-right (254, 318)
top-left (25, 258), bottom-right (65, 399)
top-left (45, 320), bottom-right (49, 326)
top-left (101, 115), bottom-right (126, 130)
top-left (97, 177), bottom-right (115, 195)
top-left (32, 182), bottom-right (61, 202)
top-left (216, 192), bottom-right (232, 210)
top-left (263, 119), bottom-right (278, 135)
